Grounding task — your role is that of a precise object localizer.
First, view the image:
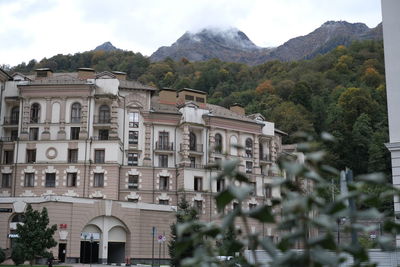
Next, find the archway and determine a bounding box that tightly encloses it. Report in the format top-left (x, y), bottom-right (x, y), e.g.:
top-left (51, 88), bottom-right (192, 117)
top-left (107, 226), bottom-right (126, 264)
top-left (80, 224), bottom-right (101, 263)
top-left (80, 216), bottom-right (129, 264)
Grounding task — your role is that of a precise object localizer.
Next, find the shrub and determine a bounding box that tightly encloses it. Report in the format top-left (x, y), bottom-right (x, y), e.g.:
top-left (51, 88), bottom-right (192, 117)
top-left (11, 244), bottom-right (25, 266)
top-left (0, 247), bottom-right (5, 263)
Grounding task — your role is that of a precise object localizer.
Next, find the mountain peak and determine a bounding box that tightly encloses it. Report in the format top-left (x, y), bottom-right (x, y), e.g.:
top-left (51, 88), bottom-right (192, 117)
top-left (94, 42), bottom-right (119, 52)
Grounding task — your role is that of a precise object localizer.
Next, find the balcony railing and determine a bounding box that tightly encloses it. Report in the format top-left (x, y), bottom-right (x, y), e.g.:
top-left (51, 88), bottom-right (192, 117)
top-left (155, 142), bottom-right (174, 151)
top-left (0, 136), bottom-right (18, 142)
top-left (180, 144), bottom-right (203, 153)
top-left (92, 136), bottom-right (109, 141)
top-left (3, 117), bottom-right (19, 125)
top-left (94, 116), bottom-right (111, 124)
top-left (260, 154), bottom-right (272, 162)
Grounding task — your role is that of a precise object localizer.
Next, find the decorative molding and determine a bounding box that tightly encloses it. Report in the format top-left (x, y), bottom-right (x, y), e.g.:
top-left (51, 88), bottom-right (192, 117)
top-left (46, 147), bottom-right (58, 159)
top-left (1, 166), bottom-right (12, 174)
top-left (20, 190), bottom-right (36, 197)
top-left (0, 191), bottom-right (11, 197)
top-left (59, 230), bottom-right (68, 240)
top-left (63, 190), bottom-right (79, 197)
top-left (90, 191), bottom-right (105, 199)
top-left (156, 192), bottom-right (171, 201)
top-left (126, 191), bottom-right (141, 201)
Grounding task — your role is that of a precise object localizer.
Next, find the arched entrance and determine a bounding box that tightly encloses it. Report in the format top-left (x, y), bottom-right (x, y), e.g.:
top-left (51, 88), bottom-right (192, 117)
top-left (107, 226), bottom-right (126, 264)
top-left (80, 216), bottom-right (128, 264)
top-left (80, 225), bottom-right (101, 263)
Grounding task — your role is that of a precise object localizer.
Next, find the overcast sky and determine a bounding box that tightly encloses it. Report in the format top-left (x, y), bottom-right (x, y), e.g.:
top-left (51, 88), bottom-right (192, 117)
top-left (0, 0), bottom-right (382, 67)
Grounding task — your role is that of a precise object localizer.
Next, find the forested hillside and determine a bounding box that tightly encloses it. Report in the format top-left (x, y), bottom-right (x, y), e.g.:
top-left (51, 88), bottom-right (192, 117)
top-left (11, 40), bottom-right (390, 183)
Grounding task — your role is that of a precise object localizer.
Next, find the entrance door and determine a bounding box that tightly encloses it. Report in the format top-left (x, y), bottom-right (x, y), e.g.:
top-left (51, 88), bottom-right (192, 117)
top-left (80, 241), bottom-right (99, 263)
top-left (107, 242), bottom-right (125, 264)
top-left (58, 243), bottom-right (66, 262)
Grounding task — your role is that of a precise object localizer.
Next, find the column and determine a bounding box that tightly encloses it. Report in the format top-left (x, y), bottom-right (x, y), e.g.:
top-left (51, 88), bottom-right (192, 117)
top-left (143, 122), bottom-right (152, 166)
top-left (179, 124), bottom-right (190, 166)
top-left (253, 135), bottom-right (261, 175)
top-left (79, 97), bottom-right (88, 139)
top-left (41, 97), bottom-right (51, 140)
top-left (109, 100), bottom-right (119, 139)
top-left (57, 97), bottom-right (66, 140)
top-left (19, 98), bottom-right (30, 141)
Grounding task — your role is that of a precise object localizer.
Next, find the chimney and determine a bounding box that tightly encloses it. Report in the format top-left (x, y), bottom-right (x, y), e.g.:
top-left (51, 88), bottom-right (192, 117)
top-left (35, 68), bottom-right (53, 80)
top-left (112, 71), bottom-right (127, 80)
top-left (77, 68), bottom-right (95, 80)
top-left (159, 88), bottom-right (177, 105)
top-left (230, 103), bottom-right (245, 115)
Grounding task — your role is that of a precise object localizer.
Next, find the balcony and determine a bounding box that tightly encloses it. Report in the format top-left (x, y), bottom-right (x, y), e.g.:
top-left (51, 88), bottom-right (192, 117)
top-left (93, 116), bottom-right (111, 126)
top-left (0, 136), bottom-right (18, 142)
top-left (177, 162), bottom-right (204, 169)
top-left (155, 142), bottom-right (174, 152)
top-left (3, 117), bottom-right (19, 127)
top-left (180, 144), bottom-right (203, 155)
top-left (259, 154), bottom-right (272, 164)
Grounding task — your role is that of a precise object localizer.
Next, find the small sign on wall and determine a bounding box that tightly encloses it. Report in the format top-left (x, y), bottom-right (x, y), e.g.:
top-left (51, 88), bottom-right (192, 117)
top-left (0, 208), bottom-right (12, 213)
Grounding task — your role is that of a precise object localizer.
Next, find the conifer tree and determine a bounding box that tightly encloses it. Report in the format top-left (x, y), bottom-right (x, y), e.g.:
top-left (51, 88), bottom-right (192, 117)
top-left (15, 204), bottom-right (57, 266)
top-left (168, 197), bottom-right (198, 267)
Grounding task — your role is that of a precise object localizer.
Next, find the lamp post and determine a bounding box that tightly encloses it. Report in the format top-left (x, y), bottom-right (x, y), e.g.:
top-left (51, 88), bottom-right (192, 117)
top-left (336, 217), bottom-right (346, 244)
top-left (90, 234), bottom-right (93, 267)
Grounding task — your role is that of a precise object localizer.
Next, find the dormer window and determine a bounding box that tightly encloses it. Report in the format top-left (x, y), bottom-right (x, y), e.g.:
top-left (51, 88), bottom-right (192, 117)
top-left (71, 103), bottom-right (81, 123)
top-left (30, 103), bottom-right (40, 123)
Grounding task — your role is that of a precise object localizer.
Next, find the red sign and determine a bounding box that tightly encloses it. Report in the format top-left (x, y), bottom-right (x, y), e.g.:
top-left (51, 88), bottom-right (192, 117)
top-left (59, 224), bottom-right (67, 229)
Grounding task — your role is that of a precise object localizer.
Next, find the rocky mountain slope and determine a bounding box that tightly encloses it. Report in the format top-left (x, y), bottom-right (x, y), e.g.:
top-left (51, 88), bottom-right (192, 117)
top-left (93, 41), bottom-right (119, 52)
top-left (150, 21), bottom-right (382, 64)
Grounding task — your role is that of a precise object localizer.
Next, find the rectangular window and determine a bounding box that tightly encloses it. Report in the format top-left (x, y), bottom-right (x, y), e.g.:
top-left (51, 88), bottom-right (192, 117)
top-left (68, 149), bottom-right (78, 163)
top-left (29, 127), bottom-right (39, 141)
top-left (249, 182), bottom-right (256, 196)
top-left (45, 173), bottom-right (56, 187)
top-left (26, 149), bottom-right (36, 163)
top-left (158, 131), bottom-right (170, 150)
top-left (127, 153), bottom-right (138, 166)
top-left (3, 150), bottom-right (14, 164)
top-left (190, 157), bottom-right (196, 168)
top-left (24, 173), bottom-right (35, 187)
top-left (196, 97), bottom-right (205, 103)
top-left (246, 161), bottom-right (253, 174)
top-left (67, 173), bottom-right (77, 187)
top-left (194, 177), bottom-right (203, 192)
top-left (159, 199), bottom-right (169, 205)
top-left (94, 150), bottom-right (105, 164)
top-left (185, 95), bottom-right (194, 101)
top-left (1, 173), bottom-right (11, 188)
top-left (159, 176), bottom-right (169, 191)
top-left (194, 200), bottom-right (203, 212)
top-left (128, 175), bottom-right (139, 190)
top-left (233, 202), bottom-right (239, 210)
top-left (11, 130), bottom-right (18, 141)
top-left (265, 185), bottom-right (272, 198)
top-left (159, 155), bottom-right (168, 168)
top-left (129, 131), bottom-right (139, 144)
top-left (98, 129), bottom-right (109, 140)
top-left (128, 198), bottom-right (139, 203)
top-left (249, 203), bottom-right (257, 210)
top-left (94, 173), bottom-right (104, 187)
top-left (129, 112), bottom-right (139, 128)
top-left (217, 178), bottom-right (225, 192)
top-left (71, 127), bottom-right (80, 140)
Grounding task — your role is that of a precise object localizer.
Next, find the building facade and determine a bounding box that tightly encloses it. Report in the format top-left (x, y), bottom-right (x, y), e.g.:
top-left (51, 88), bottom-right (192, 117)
top-left (382, 0), bottom-right (400, 247)
top-left (0, 67), bottom-right (284, 263)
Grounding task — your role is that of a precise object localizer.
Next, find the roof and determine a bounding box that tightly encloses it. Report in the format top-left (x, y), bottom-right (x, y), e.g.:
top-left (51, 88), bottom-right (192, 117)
top-left (0, 68), bottom-right (12, 80)
top-left (150, 96), bottom-right (181, 114)
top-left (205, 103), bottom-right (256, 123)
top-left (178, 88), bottom-right (207, 95)
top-left (119, 80), bottom-right (156, 91)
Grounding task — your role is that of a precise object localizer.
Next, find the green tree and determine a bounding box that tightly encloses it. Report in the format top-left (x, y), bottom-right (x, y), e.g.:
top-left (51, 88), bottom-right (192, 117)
top-left (0, 247), bottom-right (5, 263)
top-left (11, 244), bottom-right (25, 266)
top-left (351, 113), bottom-right (373, 174)
top-left (169, 197), bottom-right (199, 267)
top-left (15, 204), bottom-right (57, 266)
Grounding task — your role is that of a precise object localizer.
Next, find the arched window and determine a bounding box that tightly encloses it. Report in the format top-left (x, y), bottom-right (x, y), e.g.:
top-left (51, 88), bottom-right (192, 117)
top-left (99, 105), bottom-right (110, 123)
top-left (11, 214), bottom-right (25, 223)
top-left (245, 138), bottom-right (253, 158)
top-left (189, 132), bottom-right (196, 151)
top-left (30, 103), bottom-right (40, 123)
top-left (215, 133), bottom-right (222, 153)
top-left (11, 106), bottom-right (19, 124)
top-left (230, 135), bottom-right (238, 156)
top-left (71, 103), bottom-right (81, 123)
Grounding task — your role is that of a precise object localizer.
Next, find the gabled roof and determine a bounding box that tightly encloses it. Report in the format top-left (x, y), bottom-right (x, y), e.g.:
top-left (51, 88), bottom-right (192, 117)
top-left (0, 68), bottom-right (12, 81)
top-left (11, 72), bottom-right (32, 81)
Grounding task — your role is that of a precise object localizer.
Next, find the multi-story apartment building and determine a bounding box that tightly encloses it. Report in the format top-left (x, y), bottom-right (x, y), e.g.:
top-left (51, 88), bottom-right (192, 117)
top-left (0, 67), bottom-right (284, 264)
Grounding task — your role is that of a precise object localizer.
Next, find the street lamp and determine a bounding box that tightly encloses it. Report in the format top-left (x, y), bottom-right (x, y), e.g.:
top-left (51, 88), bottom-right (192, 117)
top-left (336, 217), bottom-right (346, 244)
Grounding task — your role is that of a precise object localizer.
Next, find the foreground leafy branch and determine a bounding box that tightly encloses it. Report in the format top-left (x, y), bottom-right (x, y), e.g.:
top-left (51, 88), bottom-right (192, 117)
top-left (172, 133), bottom-right (399, 267)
